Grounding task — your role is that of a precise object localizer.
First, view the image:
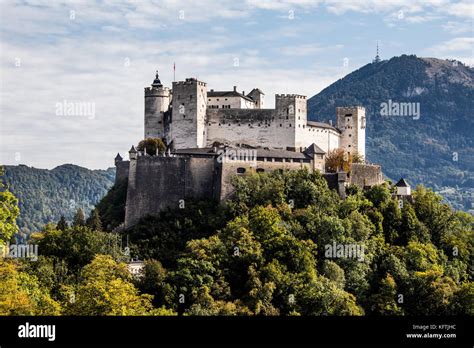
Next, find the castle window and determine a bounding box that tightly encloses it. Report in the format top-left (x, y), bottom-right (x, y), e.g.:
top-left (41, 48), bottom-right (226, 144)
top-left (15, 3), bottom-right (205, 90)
top-left (289, 124), bottom-right (292, 127)
top-left (208, 99), bottom-right (211, 101)
top-left (237, 167), bottom-right (246, 174)
top-left (190, 95), bottom-right (193, 100)
top-left (217, 98), bottom-right (220, 101)
top-left (249, 124), bottom-right (251, 127)
top-left (280, 124), bottom-right (282, 127)
top-left (349, 134), bottom-right (352, 137)
top-left (348, 145), bottom-right (351, 147)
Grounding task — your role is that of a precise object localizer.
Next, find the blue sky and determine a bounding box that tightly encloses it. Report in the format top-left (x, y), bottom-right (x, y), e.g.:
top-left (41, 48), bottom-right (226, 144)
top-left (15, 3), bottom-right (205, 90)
top-left (1, 0), bottom-right (472, 169)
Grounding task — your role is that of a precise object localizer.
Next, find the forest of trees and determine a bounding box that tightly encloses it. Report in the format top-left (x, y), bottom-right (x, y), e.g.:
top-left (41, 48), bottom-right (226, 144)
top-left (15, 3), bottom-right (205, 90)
top-left (2, 164), bottom-right (115, 235)
top-left (0, 168), bottom-right (472, 316)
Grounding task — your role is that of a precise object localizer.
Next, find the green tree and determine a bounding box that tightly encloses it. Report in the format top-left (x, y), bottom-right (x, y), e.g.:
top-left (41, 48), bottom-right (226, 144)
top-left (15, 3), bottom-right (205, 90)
top-left (0, 167), bottom-right (19, 243)
top-left (87, 209), bottom-right (102, 231)
top-left (56, 215), bottom-right (68, 231)
top-left (0, 260), bottom-right (61, 315)
top-left (137, 138), bottom-right (166, 156)
top-left (369, 274), bottom-right (403, 315)
top-left (67, 255), bottom-right (161, 315)
top-left (72, 208), bottom-right (86, 227)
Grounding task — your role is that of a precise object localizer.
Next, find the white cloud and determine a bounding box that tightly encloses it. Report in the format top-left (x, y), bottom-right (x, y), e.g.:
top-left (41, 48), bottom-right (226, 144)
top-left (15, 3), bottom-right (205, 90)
top-left (1, 0), bottom-right (472, 169)
top-left (427, 37), bottom-right (474, 66)
top-left (442, 20), bottom-right (473, 34)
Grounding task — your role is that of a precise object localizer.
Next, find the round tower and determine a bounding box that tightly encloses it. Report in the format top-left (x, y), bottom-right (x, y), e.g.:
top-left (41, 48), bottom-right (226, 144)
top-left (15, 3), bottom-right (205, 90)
top-left (144, 70), bottom-right (170, 139)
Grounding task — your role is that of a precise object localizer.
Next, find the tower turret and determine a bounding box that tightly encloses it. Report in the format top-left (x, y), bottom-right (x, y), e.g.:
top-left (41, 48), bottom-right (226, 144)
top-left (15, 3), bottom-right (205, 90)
top-left (114, 153), bottom-right (123, 166)
top-left (129, 145), bottom-right (137, 160)
top-left (145, 70), bottom-right (170, 140)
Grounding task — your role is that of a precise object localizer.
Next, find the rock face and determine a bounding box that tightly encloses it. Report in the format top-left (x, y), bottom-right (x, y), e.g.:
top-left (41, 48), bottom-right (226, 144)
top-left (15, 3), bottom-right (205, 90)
top-left (307, 55), bottom-right (474, 198)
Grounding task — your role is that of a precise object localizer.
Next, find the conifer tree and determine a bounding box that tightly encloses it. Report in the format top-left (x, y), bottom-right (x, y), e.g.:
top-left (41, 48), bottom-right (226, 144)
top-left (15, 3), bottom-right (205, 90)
top-left (72, 208), bottom-right (86, 227)
top-left (87, 209), bottom-right (102, 231)
top-left (56, 215), bottom-right (68, 231)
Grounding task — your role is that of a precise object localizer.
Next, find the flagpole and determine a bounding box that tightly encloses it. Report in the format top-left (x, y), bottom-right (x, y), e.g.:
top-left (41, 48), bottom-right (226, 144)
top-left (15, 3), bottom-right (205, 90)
top-left (173, 62), bottom-right (176, 82)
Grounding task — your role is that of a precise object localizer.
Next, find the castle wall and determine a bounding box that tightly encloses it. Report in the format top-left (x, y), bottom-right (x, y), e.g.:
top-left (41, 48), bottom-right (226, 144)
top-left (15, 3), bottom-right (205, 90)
top-left (349, 163), bottom-right (383, 187)
top-left (295, 124), bottom-right (340, 153)
top-left (206, 109), bottom-right (291, 148)
top-left (115, 161), bottom-right (130, 184)
top-left (124, 156), bottom-right (217, 228)
top-left (219, 158), bottom-right (312, 201)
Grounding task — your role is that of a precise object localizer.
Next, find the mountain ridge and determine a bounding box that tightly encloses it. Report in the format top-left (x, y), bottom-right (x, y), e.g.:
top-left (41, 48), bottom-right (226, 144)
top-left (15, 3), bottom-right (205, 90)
top-left (307, 54), bottom-right (473, 211)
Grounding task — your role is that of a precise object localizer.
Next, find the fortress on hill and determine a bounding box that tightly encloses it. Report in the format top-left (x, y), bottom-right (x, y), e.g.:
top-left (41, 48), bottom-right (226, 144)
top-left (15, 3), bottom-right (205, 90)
top-left (115, 72), bottom-right (383, 228)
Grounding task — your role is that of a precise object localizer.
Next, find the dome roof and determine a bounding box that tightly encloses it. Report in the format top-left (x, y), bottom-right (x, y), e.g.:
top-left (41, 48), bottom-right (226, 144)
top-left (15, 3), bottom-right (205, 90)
top-left (151, 70), bottom-right (162, 87)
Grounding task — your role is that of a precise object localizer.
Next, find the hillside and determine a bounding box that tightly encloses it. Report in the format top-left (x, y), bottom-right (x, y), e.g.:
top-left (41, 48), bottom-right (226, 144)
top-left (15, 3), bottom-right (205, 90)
top-left (2, 164), bottom-right (115, 234)
top-left (308, 55), bottom-right (474, 212)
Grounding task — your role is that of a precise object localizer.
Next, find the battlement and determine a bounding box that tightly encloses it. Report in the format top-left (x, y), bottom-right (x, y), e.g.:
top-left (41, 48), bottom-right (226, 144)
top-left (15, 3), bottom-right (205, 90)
top-left (336, 106), bottom-right (365, 111)
top-left (275, 94), bottom-right (306, 99)
top-left (173, 78), bottom-right (207, 87)
top-left (145, 86), bottom-right (170, 97)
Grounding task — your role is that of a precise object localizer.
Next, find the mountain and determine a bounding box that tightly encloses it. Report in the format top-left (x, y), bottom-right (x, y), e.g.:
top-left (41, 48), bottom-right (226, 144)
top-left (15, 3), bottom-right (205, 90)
top-left (2, 164), bottom-right (115, 234)
top-left (308, 55), bottom-right (474, 212)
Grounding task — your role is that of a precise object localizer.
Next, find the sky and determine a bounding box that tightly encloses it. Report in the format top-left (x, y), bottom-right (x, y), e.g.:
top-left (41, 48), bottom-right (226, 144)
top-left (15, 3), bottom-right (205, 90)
top-left (0, 0), bottom-right (473, 169)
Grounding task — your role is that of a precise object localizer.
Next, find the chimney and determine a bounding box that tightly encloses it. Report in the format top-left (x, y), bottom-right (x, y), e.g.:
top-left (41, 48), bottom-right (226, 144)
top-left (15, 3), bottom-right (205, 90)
top-left (233, 86), bottom-right (237, 92)
top-left (242, 91), bottom-right (245, 96)
top-left (329, 120), bottom-right (333, 126)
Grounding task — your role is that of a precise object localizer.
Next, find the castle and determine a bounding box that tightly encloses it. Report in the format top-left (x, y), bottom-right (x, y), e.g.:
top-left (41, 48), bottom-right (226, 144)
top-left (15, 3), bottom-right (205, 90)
top-left (115, 72), bottom-right (383, 228)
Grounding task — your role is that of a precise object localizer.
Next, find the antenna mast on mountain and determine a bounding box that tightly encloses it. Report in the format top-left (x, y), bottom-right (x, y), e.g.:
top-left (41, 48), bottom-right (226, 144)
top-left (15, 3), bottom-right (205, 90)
top-left (373, 41), bottom-right (381, 63)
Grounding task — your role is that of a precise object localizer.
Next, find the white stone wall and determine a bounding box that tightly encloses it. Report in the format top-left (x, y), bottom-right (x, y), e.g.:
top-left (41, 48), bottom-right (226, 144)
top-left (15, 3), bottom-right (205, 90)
top-left (336, 106), bottom-right (366, 159)
top-left (144, 86), bottom-right (170, 139)
top-left (170, 79), bottom-right (207, 148)
top-left (207, 95), bottom-right (256, 109)
top-left (295, 125), bottom-right (340, 153)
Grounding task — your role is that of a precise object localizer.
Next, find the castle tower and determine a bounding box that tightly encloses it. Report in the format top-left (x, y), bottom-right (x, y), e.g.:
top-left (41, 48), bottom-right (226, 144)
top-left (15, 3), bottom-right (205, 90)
top-left (247, 88), bottom-right (265, 109)
top-left (275, 94), bottom-right (307, 150)
top-left (144, 71), bottom-right (170, 139)
top-left (336, 106), bottom-right (366, 160)
top-left (170, 78), bottom-right (207, 149)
